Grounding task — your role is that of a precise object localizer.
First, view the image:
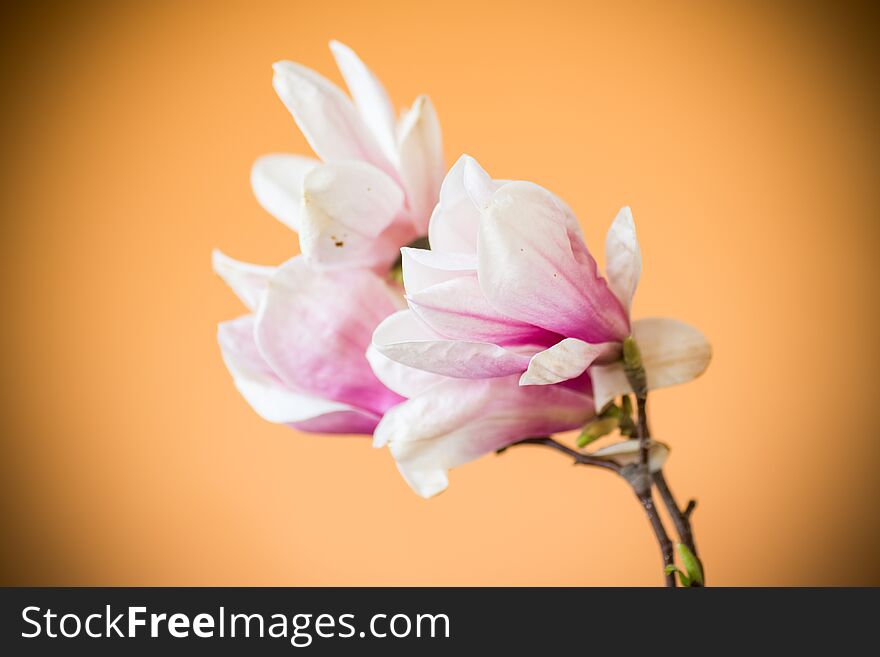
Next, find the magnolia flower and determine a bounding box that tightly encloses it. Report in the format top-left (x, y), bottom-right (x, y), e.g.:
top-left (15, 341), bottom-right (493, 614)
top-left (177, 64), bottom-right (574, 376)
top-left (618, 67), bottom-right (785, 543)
top-left (215, 42), bottom-right (445, 435)
top-left (371, 155), bottom-right (711, 412)
top-left (253, 41), bottom-right (444, 272)
top-left (214, 251), bottom-right (406, 433)
top-left (371, 372), bottom-right (596, 497)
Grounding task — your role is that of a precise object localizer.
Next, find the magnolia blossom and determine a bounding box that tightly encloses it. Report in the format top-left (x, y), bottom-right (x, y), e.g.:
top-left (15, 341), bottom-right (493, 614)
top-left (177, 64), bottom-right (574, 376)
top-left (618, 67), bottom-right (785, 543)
top-left (215, 42), bottom-right (444, 434)
top-left (372, 155), bottom-right (712, 412)
top-left (252, 41), bottom-right (444, 271)
top-left (215, 251), bottom-right (406, 433)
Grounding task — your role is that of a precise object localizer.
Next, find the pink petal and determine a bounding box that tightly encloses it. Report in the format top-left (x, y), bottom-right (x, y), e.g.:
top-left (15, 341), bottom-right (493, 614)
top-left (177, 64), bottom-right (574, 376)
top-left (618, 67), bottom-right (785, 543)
top-left (255, 257), bottom-right (405, 415)
top-left (373, 375), bottom-right (594, 497)
top-left (407, 274), bottom-right (557, 346)
top-left (250, 154), bottom-right (319, 232)
top-left (397, 95), bottom-right (444, 233)
top-left (212, 250), bottom-right (275, 312)
top-left (365, 345), bottom-right (448, 399)
top-left (328, 40), bottom-right (398, 164)
top-left (218, 315), bottom-right (380, 433)
top-left (299, 162), bottom-right (410, 270)
top-left (519, 338), bottom-right (620, 386)
top-left (605, 206), bottom-right (641, 315)
top-left (272, 61), bottom-right (396, 180)
top-left (478, 181), bottom-right (631, 343)
top-left (372, 309), bottom-right (537, 379)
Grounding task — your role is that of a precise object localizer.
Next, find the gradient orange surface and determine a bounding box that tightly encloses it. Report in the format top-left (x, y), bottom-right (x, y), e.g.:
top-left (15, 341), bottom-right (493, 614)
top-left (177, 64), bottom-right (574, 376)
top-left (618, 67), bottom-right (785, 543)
top-left (1, 0), bottom-right (878, 585)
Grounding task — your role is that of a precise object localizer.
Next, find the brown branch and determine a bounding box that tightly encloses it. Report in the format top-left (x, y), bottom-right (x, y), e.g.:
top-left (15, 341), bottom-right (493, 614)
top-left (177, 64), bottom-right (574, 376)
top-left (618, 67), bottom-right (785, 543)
top-left (498, 436), bottom-right (622, 473)
top-left (634, 488), bottom-right (676, 587)
top-left (653, 470), bottom-right (703, 584)
top-left (500, 434), bottom-right (676, 587)
top-left (635, 393), bottom-right (650, 467)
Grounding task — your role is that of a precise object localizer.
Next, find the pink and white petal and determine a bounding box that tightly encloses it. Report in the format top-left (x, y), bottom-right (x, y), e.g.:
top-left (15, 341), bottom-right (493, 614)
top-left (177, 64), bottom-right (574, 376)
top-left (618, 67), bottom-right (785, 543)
top-left (272, 61), bottom-right (396, 178)
top-left (520, 338), bottom-right (620, 386)
top-left (372, 309), bottom-right (535, 379)
top-left (605, 206), bottom-right (641, 314)
top-left (290, 410), bottom-right (381, 435)
top-left (374, 375), bottom-right (594, 497)
top-left (218, 315), bottom-right (380, 433)
top-left (478, 181), bottom-right (630, 343)
top-left (589, 317), bottom-right (712, 411)
top-left (365, 345), bottom-right (448, 399)
top-left (299, 162), bottom-right (407, 269)
top-left (250, 154), bottom-right (319, 232)
top-left (397, 95), bottom-right (444, 233)
top-left (255, 257), bottom-right (405, 415)
top-left (328, 40), bottom-right (398, 163)
top-left (400, 247), bottom-right (476, 296)
top-left (408, 275), bottom-right (555, 345)
top-left (589, 439), bottom-right (669, 473)
top-left (427, 155), bottom-right (494, 254)
top-left (461, 154), bottom-right (499, 211)
top-left (212, 249), bottom-right (275, 312)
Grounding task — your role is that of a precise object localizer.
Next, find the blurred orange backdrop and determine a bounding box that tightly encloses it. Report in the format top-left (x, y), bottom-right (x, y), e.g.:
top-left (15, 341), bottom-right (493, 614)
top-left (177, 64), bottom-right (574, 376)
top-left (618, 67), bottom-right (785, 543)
top-left (1, 0), bottom-right (878, 585)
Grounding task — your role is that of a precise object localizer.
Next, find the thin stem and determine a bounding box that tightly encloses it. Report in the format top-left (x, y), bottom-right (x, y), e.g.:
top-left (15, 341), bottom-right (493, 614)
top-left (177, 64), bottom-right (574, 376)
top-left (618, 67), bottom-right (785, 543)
top-left (653, 470), bottom-right (703, 584)
top-left (653, 470), bottom-right (697, 555)
top-left (635, 489), bottom-right (677, 587)
top-left (499, 436), bottom-right (621, 473)
top-left (501, 434), bottom-right (676, 587)
top-left (635, 393), bottom-right (650, 466)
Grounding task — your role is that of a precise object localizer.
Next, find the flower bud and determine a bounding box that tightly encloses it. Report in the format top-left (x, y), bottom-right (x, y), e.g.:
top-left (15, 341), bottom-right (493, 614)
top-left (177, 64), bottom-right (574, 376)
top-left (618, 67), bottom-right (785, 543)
top-left (576, 416), bottom-right (619, 447)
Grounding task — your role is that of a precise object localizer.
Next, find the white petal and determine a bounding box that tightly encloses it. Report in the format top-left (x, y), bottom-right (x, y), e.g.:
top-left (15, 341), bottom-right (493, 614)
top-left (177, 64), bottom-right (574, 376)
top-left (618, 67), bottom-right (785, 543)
top-left (328, 40), bottom-right (398, 163)
top-left (250, 154), bottom-right (319, 232)
top-left (397, 95), bottom-right (444, 232)
top-left (427, 155), bottom-right (495, 254)
top-left (520, 338), bottom-right (619, 386)
top-left (218, 315), bottom-right (379, 431)
top-left (299, 161), bottom-right (406, 269)
top-left (461, 154), bottom-right (497, 211)
top-left (272, 61), bottom-right (395, 178)
top-left (212, 250), bottom-right (275, 312)
top-left (589, 317), bottom-right (712, 410)
top-left (605, 206), bottom-right (641, 314)
top-left (374, 375), bottom-right (594, 497)
top-left (589, 439), bottom-right (669, 473)
top-left (400, 247), bottom-right (476, 296)
top-left (478, 181), bottom-right (631, 343)
top-left (365, 344), bottom-right (448, 399)
top-left (372, 309), bottom-right (536, 379)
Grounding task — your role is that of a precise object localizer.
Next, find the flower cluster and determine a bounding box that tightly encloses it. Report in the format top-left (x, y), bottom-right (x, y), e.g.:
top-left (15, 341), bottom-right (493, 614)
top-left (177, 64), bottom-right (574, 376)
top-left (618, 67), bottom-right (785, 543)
top-left (216, 42), bottom-right (711, 499)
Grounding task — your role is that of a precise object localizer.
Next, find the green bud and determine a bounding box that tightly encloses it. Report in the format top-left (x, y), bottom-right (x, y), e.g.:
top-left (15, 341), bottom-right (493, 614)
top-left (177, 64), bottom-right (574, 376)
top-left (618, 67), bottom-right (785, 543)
top-left (617, 395), bottom-right (635, 436)
top-left (664, 565), bottom-right (691, 587)
top-left (599, 403), bottom-right (620, 419)
top-left (576, 416), bottom-right (618, 448)
top-left (622, 336), bottom-right (642, 370)
top-left (676, 543), bottom-right (704, 586)
top-left (622, 337), bottom-right (647, 396)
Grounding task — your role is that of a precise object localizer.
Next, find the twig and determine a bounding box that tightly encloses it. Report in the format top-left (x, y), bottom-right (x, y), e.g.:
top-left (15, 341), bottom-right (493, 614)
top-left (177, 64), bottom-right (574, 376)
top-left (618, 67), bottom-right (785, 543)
top-left (634, 487), bottom-right (677, 587)
top-left (500, 434), bottom-right (677, 587)
top-left (653, 469), bottom-right (703, 583)
top-left (498, 436), bottom-right (621, 473)
top-left (635, 393), bottom-right (650, 467)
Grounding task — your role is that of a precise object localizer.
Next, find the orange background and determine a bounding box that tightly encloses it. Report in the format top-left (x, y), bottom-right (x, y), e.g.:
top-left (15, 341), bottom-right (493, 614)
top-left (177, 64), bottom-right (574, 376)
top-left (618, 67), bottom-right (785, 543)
top-left (1, 0), bottom-right (878, 585)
